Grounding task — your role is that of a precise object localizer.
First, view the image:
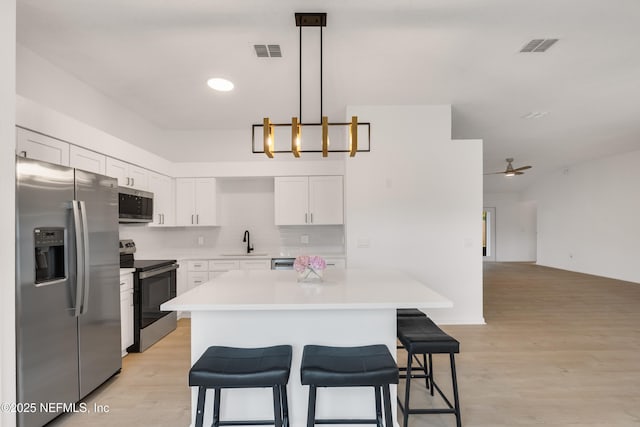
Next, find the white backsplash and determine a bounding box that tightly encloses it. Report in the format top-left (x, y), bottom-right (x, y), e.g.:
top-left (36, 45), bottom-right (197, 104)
top-left (119, 177), bottom-right (344, 259)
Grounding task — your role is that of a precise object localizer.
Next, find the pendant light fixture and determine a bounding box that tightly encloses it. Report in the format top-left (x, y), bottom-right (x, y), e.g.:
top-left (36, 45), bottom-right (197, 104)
top-left (252, 12), bottom-right (370, 158)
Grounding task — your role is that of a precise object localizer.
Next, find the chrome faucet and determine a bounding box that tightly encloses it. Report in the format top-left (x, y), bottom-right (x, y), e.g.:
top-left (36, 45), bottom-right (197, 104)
top-left (242, 230), bottom-right (254, 254)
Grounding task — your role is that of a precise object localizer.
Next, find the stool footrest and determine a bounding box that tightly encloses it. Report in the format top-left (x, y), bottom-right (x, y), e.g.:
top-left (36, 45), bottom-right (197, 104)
top-left (315, 419), bottom-right (379, 425)
top-left (219, 421), bottom-right (280, 426)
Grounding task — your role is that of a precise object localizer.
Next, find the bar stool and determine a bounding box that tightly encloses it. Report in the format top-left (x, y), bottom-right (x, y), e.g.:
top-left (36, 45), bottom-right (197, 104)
top-left (300, 344), bottom-right (398, 427)
top-left (189, 345), bottom-right (292, 427)
top-left (397, 308), bottom-right (429, 389)
top-left (396, 317), bottom-right (461, 427)
top-left (397, 308), bottom-right (427, 318)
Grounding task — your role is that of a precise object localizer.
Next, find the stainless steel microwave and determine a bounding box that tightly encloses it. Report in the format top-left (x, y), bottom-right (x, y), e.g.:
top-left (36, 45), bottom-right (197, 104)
top-left (118, 187), bottom-right (153, 223)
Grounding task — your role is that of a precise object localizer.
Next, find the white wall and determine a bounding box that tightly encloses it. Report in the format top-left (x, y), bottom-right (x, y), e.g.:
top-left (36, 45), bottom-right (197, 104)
top-left (345, 105), bottom-right (484, 324)
top-left (17, 44), bottom-right (166, 156)
top-left (524, 149), bottom-right (640, 283)
top-left (1, 1), bottom-right (16, 424)
top-left (483, 192), bottom-right (537, 262)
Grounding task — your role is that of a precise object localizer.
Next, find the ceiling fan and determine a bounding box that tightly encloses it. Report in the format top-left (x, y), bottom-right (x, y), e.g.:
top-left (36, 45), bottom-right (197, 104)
top-left (485, 158), bottom-right (532, 176)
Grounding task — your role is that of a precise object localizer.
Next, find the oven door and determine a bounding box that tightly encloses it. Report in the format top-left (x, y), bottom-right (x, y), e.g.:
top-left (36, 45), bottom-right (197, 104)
top-left (138, 264), bottom-right (177, 329)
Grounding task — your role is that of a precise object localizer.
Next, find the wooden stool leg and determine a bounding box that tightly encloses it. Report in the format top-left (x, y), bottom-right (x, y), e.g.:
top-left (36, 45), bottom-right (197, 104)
top-left (306, 385), bottom-right (317, 427)
top-left (194, 386), bottom-right (206, 427)
top-left (212, 387), bottom-right (221, 427)
top-left (382, 384), bottom-right (393, 427)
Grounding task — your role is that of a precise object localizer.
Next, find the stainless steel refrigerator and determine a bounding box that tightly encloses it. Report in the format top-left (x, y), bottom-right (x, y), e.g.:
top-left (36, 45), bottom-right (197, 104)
top-left (16, 157), bottom-right (122, 427)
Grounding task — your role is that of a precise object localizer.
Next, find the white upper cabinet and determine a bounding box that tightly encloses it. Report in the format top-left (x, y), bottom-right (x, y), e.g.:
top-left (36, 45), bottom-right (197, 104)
top-left (175, 178), bottom-right (217, 226)
top-left (274, 176), bottom-right (344, 225)
top-left (106, 157), bottom-right (149, 190)
top-left (16, 127), bottom-right (70, 166)
top-left (69, 145), bottom-right (106, 175)
top-left (274, 176), bottom-right (309, 225)
top-left (148, 172), bottom-right (175, 226)
top-left (308, 176), bottom-right (344, 225)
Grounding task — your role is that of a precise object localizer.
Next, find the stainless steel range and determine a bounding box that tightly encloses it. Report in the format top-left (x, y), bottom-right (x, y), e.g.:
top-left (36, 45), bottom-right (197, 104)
top-left (120, 240), bottom-right (178, 352)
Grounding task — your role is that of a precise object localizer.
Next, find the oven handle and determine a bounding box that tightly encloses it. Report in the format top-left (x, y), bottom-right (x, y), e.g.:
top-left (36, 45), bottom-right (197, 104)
top-left (138, 263), bottom-right (179, 280)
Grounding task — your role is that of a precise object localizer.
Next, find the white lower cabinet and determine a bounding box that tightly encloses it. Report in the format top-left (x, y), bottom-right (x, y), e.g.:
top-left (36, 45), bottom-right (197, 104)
top-left (239, 259), bottom-right (271, 270)
top-left (181, 258), bottom-right (271, 298)
top-left (187, 272), bottom-right (209, 289)
top-left (209, 260), bottom-right (240, 280)
top-left (119, 272), bottom-right (134, 357)
top-left (324, 257), bottom-right (346, 269)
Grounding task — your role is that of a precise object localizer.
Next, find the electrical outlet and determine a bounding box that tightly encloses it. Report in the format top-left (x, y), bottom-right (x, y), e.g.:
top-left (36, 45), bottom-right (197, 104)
top-left (300, 235), bottom-right (309, 244)
top-left (357, 238), bottom-right (370, 248)
top-left (197, 236), bottom-right (204, 246)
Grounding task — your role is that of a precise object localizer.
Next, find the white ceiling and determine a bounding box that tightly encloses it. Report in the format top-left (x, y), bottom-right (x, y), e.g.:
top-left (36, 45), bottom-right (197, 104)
top-left (16, 0), bottom-right (640, 192)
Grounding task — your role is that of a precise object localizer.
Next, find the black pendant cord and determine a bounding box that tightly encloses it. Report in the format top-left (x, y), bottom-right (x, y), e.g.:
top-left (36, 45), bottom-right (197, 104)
top-left (320, 25), bottom-right (323, 121)
top-left (299, 25), bottom-right (302, 123)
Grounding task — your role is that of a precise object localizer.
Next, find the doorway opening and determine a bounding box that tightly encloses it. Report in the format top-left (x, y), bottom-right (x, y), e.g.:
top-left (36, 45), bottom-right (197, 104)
top-left (483, 207), bottom-right (496, 261)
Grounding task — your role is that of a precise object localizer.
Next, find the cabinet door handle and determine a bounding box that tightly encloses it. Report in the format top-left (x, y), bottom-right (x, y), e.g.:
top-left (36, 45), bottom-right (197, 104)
top-left (158, 213), bottom-right (162, 224)
top-left (310, 213), bottom-right (313, 223)
top-left (19, 150), bottom-right (27, 157)
top-left (191, 214), bottom-right (194, 225)
top-left (196, 214), bottom-right (199, 224)
top-left (305, 213), bottom-right (308, 223)
top-left (161, 213), bottom-right (165, 224)
top-left (131, 177), bottom-right (135, 187)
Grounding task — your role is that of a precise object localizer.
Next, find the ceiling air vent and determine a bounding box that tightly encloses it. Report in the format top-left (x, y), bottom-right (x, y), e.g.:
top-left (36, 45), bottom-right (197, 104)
top-left (520, 38), bottom-right (559, 53)
top-left (254, 44), bottom-right (282, 58)
top-left (267, 45), bottom-right (282, 57)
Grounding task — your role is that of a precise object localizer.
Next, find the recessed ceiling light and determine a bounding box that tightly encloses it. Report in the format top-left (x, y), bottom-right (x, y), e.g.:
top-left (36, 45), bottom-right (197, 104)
top-left (207, 78), bottom-right (234, 92)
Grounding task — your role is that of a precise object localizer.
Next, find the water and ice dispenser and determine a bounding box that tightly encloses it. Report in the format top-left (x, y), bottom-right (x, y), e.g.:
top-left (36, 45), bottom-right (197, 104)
top-left (34, 227), bottom-right (66, 284)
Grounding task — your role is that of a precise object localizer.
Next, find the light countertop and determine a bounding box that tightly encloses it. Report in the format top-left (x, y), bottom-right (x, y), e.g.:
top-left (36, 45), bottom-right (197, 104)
top-left (130, 251), bottom-right (346, 261)
top-left (161, 268), bottom-right (452, 312)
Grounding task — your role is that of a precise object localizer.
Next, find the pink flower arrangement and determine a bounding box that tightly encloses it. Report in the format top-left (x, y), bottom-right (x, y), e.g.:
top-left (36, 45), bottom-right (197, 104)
top-left (293, 255), bottom-right (326, 273)
top-left (293, 255), bottom-right (327, 273)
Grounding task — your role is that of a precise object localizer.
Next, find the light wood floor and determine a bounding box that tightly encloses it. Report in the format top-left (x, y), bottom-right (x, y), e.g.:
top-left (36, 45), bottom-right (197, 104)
top-left (50, 262), bottom-right (640, 427)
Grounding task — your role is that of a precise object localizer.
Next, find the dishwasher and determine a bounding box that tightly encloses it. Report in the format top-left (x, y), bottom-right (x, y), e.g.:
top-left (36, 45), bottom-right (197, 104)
top-left (270, 257), bottom-right (295, 270)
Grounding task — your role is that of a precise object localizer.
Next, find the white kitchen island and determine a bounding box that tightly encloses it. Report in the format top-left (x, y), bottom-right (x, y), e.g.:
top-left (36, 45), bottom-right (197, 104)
top-left (161, 268), bottom-right (452, 427)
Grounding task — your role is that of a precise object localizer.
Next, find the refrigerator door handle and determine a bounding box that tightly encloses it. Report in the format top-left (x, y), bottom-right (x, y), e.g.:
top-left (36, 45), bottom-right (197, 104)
top-left (72, 200), bottom-right (84, 317)
top-left (79, 200), bottom-right (91, 314)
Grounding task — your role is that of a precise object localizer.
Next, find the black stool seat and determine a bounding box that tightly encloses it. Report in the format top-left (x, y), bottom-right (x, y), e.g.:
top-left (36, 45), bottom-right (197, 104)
top-left (301, 344), bottom-right (399, 427)
top-left (189, 345), bottom-right (292, 388)
top-left (189, 345), bottom-right (292, 427)
top-left (397, 317), bottom-right (460, 354)
top-left (397, 308), bottom-right (427, 318)
top-left (301, 344), bottom-right (398, 387)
